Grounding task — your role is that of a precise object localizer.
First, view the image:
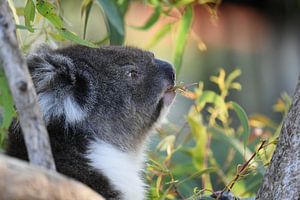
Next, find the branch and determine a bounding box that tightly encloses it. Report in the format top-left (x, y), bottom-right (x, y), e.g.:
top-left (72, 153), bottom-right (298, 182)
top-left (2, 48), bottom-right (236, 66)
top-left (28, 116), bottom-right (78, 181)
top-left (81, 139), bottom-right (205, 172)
top-left (0, 154), bottom-right (105, 200)
top-left (256, 76), bottom-right (300, 199)
top-left (0, 0), bottom-right (55, 170)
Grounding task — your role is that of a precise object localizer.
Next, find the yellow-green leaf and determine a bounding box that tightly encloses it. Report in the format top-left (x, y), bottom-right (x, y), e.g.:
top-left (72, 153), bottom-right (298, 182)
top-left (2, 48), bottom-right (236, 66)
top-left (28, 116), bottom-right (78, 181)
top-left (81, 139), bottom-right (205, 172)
top-left (173, 5), bottom-right (193, 74)
top-left (36, 0), bottom-right (63, 29)
top-left (230, 101), bottom-right (250, 148)
top-left (57, 29), bottom-right (97, 48)
top-left (24, 0), bottom-right (35, 32)
top-left (96, 0), bottom-right (124, 44)
top-left (197, 90), bottom-right (228, 117)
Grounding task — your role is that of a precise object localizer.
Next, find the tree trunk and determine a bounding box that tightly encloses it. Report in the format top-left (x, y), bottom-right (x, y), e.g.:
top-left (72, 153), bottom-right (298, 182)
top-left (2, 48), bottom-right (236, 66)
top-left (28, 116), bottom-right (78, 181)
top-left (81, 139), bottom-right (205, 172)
top-left (256, 77), bottom-right (300, 200)
top-left (0, 0), bottom-right (55, 170)
top-left (0, 154), bottom-right (105, 200)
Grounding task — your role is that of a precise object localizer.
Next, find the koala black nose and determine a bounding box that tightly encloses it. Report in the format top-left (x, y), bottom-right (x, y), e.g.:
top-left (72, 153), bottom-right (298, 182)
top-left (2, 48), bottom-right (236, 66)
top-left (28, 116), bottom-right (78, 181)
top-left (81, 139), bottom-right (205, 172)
top-left (155, 59), bottom-right (175, 83)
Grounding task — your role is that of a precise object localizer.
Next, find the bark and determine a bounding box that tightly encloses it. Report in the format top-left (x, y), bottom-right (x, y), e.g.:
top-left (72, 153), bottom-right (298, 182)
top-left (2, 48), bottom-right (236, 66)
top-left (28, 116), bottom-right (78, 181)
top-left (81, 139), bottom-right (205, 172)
top-left (0, 0), bottom-right (55, 170)
top-left (0, 154), bottom-right (105, 200)
top-left (256, 77), bottom-right (300, 200)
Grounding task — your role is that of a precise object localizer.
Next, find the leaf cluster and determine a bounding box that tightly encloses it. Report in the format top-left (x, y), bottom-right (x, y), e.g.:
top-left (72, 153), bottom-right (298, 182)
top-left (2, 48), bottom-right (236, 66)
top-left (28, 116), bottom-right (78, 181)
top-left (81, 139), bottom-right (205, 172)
top-left (146, 69), bottom-right (289, 199)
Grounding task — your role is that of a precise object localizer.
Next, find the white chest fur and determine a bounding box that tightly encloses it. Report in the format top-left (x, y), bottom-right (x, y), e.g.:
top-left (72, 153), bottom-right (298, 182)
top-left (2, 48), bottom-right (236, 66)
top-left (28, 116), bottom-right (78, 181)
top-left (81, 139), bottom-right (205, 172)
top-left (86, 140), bottom-right (146, 200)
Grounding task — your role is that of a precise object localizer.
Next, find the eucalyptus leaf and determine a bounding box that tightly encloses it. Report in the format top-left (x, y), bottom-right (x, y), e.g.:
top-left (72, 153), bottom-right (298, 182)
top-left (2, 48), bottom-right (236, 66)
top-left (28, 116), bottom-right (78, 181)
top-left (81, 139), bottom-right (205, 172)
top-left (96, 0), bottom-right (124, 44)
top-left (173, 5), bottom-right (193, 74)
top-left (57, 29), bottom-right (97, 48)
top-left (24, 0), bottom-right (35, 32)
top-left (230, 101), bottom-right (250, 148)
top-left (36, 0), bottom-right (64, 28)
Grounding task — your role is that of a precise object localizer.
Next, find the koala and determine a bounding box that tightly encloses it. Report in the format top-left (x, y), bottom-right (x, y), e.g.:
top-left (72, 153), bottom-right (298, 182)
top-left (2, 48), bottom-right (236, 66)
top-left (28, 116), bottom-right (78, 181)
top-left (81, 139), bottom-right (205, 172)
top-left (6, 45), bottom-right (176, 200)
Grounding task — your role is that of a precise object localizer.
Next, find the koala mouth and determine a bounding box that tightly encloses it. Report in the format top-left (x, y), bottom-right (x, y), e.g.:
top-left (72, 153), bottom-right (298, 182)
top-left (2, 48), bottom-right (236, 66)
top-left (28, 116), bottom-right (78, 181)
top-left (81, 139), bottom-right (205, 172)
top-left (163, 85), bottom-right (176, 106)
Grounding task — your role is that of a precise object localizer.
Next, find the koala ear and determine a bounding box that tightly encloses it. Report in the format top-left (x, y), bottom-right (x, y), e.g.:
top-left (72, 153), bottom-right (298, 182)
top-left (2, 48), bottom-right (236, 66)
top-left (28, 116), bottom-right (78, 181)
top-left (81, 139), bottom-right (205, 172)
top-left (27, 49), bottom-right (91, 124)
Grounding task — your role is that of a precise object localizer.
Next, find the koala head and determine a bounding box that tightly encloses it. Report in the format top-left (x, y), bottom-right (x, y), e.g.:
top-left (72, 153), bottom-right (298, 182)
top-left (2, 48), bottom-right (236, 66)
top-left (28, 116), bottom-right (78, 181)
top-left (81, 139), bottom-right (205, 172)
top-left (27, 45), bottom-right (176, 150)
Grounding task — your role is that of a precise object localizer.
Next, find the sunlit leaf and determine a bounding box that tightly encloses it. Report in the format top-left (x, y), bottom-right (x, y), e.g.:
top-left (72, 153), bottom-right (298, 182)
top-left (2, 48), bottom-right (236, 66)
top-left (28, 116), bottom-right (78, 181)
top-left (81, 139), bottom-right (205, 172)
top-left (197, 90), bottom-right (228, 118)
top-left (249, 114), bottom-right (277, 129)
top-left (36, 0), bottom-right (64, 29)
top-left (132, 5), bottom-right (161, 30)
top-left (156, 175), bottom-right (162, 197)
top-left (187, 108), bottom-right (208, 171)
top-left (157, 135), bottom-right (176, 152)
top-left (173, 5), bottom-right (193, 74)
top-left (230, 82), bottom-right (242, 91)
top-left (96, 0), bottom-right (124, 44)
top-left (230, 101), bottom-right (250, 148)
top-left (225, 69), bottom-right (241, 88)
top-left (24, 0), bottom-right (35, 32)
top-left (273, 92), bottom-right (291, 115)
top-left (57, 29), bottom-right (97, 48)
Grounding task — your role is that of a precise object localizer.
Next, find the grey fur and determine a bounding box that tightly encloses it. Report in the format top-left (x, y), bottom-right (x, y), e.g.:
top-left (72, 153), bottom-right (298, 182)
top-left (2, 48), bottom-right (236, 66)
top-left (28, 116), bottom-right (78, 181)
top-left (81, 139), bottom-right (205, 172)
top-left (7, 45), bottom-right (176, 199)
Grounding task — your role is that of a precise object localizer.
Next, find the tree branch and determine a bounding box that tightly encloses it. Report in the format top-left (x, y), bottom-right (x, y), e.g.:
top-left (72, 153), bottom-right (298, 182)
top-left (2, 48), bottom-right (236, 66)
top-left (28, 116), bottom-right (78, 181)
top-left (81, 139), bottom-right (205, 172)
top-left (0, 154), bottom-right (105, 200)
top-left (256, 76), bottom-right (300, 199)
top-left (0, 0), bottom-right (55, 170)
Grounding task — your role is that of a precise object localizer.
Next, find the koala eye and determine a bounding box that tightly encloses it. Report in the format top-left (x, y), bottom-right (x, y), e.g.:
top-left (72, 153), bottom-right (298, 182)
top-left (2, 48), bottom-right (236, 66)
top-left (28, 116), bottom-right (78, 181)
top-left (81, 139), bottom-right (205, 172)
top-left (127, 69), bottom-right (139, 80)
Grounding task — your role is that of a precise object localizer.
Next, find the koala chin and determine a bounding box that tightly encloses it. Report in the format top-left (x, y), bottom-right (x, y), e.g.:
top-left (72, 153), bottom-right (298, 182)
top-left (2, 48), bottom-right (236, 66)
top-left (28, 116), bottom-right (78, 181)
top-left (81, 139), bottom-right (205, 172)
top-left (6, 45), bottom-right (176, 200)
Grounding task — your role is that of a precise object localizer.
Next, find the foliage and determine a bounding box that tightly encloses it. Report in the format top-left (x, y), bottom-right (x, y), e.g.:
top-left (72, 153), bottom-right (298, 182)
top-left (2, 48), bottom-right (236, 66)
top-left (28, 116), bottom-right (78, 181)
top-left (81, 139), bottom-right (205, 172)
top-left (146, 69), bottom-right (289, 199)
top-left (0, 0), bottom-right (291, 199)
top-left (12, 0), bottom-right (221, 72)
top-left (0, 69), bottom-right (15, 147)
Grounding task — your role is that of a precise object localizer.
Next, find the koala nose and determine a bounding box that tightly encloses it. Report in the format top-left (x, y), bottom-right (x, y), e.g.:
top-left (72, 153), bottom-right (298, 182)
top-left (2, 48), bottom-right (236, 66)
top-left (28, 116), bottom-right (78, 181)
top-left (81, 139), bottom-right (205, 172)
top-left (155, 59), bottom-right (175, 83)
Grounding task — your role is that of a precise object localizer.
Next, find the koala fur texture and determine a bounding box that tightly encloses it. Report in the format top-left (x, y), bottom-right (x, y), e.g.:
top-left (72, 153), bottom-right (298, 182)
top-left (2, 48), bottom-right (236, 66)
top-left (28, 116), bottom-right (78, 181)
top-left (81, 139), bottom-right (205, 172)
top-left (6, 45), bottom-right (176, 200)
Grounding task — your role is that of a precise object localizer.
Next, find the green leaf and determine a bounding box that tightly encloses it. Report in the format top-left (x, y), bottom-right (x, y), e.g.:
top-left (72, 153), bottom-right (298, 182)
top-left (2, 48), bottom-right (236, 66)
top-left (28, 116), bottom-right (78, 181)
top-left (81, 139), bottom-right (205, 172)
top-left (24, 0), bottom-right (35, 32)
top-left (230, 101), bottom-right (250, 148)
top-left (107, 23), bottom-right (124, 45)
top-left (81, 0), bottom-right (94, 39)
top-left (0, 69), bottom-right (15, 145)
top-left (96, 0), bottom-right (124, 44)
top-left (173, 5), bottom-right (193, 74)
top-left (36, 0), bottom-right (63, 29)
top-left (225, 69), bottom-right (241, 88)
top-left (132, 5), bottom-right (161, 30)
top-left (117, 0), bottom-right (130, 16)
top-left (57, 29), bottom-right (97, 48)
top-left (187, 108), bottom-right (207, 171)
top-left (197, 90), bottom-right (228, 118)
top-left (146, 23), bottom-right (172, 48)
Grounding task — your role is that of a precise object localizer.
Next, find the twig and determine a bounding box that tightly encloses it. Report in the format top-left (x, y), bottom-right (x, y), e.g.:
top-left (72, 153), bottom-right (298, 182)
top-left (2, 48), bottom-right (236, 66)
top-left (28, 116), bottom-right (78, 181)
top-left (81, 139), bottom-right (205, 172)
top-left (219, 140), bottom-right (267, 197)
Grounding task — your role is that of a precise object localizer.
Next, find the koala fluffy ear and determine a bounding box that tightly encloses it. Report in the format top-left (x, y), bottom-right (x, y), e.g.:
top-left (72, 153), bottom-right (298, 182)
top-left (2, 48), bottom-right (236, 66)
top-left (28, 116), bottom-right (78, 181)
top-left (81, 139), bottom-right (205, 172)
top-left (26, 47), bottom-right (91, 124)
